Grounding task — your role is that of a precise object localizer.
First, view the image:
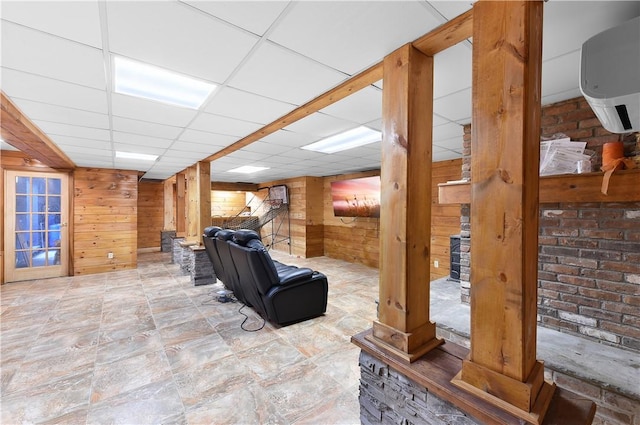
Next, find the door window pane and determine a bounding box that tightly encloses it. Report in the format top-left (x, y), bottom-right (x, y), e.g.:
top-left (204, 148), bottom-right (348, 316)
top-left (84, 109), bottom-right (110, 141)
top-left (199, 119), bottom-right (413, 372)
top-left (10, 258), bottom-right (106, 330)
top-left (32, 250), bottom-right (47, 267)
top-left (16, 196), bottom-right (29, 212)
top-left (15, 251), bottom-right (30, 268)
top-left (15, 176), bottom-right (29, 194)
top-left (15, 214), bottom-right (29, 232)
top-left (48, 196), bottom-right (61, 213)
top-left (48, 178), bottom-right (61, 195)
top-left (32, 178), bottom-right (46, 195)
top-left (33, 196), bottom-right (46, 213)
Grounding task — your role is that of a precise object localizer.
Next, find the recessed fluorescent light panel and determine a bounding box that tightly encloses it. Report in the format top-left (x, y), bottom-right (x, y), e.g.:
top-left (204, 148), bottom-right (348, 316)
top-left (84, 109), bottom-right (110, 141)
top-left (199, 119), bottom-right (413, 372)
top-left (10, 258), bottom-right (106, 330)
top-left (301, 126), bottom-right (381, 154)
top-left (228, 165), bottom-right (269, 174)
top-left (116, 151), bottom-right (158, 161)
top-left (114, 56), bottom-right (216, 109)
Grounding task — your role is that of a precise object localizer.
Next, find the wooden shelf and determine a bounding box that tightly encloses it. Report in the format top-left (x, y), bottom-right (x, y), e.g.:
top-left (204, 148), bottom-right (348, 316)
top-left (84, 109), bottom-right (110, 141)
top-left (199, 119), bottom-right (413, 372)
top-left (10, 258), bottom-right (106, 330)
top-left (438, 169), bottom-right (640, 204)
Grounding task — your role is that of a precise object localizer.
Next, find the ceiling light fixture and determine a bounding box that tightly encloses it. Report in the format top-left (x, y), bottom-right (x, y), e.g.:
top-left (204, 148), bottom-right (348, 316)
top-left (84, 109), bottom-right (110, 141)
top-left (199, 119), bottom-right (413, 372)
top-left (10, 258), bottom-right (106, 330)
top-left (228, 165), bottom-right (269, 174)
top-left (113, 56), bottom-right (216, 109)
top-left (301, 126), bottom-right (381, 154)
top-left (116, 151), bottom-right (158, 161)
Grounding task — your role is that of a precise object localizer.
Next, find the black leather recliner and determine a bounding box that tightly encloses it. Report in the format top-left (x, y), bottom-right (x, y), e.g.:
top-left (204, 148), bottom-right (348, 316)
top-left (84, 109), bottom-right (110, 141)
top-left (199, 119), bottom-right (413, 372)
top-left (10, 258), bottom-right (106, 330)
top-left (202, 227), bottom-right (328, 326)
top-left (229, 229), bottom-right (328, 326)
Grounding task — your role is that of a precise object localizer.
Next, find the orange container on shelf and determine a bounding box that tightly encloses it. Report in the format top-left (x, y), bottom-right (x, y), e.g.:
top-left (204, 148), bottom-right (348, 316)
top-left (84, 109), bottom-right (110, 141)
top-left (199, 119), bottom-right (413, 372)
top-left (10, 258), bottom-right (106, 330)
top-left (602, 141), bottom-right (624, 170)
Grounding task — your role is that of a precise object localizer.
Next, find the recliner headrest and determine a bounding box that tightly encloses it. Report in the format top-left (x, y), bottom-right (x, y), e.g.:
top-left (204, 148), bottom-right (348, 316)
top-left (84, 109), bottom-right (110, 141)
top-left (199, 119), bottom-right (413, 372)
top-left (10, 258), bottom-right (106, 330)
top-left (232, 229), bottom-right (261, 246)
top-left (216, 229), bottom-right (236, 241)
top-left (203, 226), bottom-right (222, 237)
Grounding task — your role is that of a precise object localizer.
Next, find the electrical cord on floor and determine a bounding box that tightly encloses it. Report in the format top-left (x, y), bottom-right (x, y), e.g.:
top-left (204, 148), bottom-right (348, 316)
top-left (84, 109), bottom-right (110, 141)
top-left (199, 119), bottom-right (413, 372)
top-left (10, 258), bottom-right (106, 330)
top-left (238, 304), bottom-right (265, 332)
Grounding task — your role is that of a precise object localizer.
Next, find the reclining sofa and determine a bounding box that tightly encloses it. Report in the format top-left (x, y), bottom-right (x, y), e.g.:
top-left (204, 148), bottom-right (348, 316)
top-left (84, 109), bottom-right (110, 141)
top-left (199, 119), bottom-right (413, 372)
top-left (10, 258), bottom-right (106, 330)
top-left (203, 226), bottom-right (328, 326)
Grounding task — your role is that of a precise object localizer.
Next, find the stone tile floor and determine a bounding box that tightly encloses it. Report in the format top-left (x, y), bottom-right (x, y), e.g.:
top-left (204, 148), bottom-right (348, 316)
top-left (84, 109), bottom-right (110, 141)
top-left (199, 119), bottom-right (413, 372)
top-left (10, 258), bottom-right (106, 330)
top-left (1, 251), bottom-right (381, 425)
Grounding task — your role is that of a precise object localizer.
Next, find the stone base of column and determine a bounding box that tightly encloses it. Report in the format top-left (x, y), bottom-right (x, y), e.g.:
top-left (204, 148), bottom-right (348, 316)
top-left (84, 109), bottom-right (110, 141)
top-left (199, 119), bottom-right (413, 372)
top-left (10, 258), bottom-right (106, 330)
top-left (171, 237), bottom-right (185, 264)
top-left (189, 246), bottom-right (215, 286)
top-left (161, 230), bottom-right (176, 252)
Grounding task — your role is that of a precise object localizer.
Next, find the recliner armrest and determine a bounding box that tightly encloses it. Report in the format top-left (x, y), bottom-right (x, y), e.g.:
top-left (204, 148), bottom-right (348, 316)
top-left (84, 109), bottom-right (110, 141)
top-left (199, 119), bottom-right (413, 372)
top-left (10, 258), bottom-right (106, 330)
top-left (277, 267), bottom-right (315, 286)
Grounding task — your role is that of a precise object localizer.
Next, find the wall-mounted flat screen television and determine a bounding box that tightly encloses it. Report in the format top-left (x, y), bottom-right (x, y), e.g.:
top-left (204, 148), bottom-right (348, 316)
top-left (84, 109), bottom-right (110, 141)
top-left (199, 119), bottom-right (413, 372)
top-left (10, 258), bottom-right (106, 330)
top-left (330, 176), bottom-right (381, 218)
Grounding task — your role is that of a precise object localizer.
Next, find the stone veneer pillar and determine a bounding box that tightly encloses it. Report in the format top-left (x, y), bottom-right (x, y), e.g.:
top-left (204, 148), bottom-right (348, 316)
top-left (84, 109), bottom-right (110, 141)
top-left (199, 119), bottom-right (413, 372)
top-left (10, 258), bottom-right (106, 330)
top-left (358, 351), bottom-right (479, 425)
top-left (161, 230), bottom-right (176, 252)
top-left (459, 124), bottom-right (472, 304)
top-left (188, 246), bottom-right (215, 286)
top-left (171, 236), bottom-right (185, 264)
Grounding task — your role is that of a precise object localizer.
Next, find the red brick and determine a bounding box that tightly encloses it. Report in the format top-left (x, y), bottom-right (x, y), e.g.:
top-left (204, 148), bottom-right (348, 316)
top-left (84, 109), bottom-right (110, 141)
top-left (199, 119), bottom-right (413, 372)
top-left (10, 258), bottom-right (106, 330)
top-left (543, 100), bottom-right (579, 117)
top-left (581, 229), bottom-right (625, 240)
top-left (542, 228), bottom-right (580, 237)
top-left (599, 219), bottom-right (640, 230)
top-left (602, 301), bottom-right (639, 315)
top-left (557, 274), bottom-right (596, 288)
top-left (579, 287), bottom-right (622, 302)
top-left (560, 294), bottom-right (600, 308)
top-left (625, 231), bottom-right (640, 241)
top-left (541, 209), bottom-right (579, 219)
top-left (545, 121), bottom-right (579, 135)
top-left (539, 217), bottom-right (561, 227)
top-left (622, 295), bottom-right (640, 307)
top-left (553, 372), bottom-right (601, 399)
top-left (540, 316), bottom-right (579, 332)
top-left (579, 117), bottom-right (603, 129)
top-left (547, 299), bottom-right (579, 313)
top-left (622, 315), bottom-right (640, 327)
top-left (600, 321), bottom-right (640, 339)
top-left (539, 288), bottom-right (560, 300)
top-left (580, 249), bottom-right (622, 261)
top-left (538, 236), bottom-right (558, 246)
top-left (623, 252), bottom-right (640, 263)
top-left (557, 238), bottom-right (599, 249)
top-left (542, 246), bottom-right (579, 257)
top-left (597, 280), bottom-right (639, 295)
top-left (538, 254), bottom-right (558, 264)
top-left (594, 404), bottom-right (633, 424)
top-left (544, 263), bottom-right (581, 275)
top-left (580, 209), bottom-right (625, 220)
top-left (562, 257), bottom-right (598, 269)
top-left (540, 280), bottom-right (579, 294)
top-left (580, 269), bottom-right (623, 282)
top-left (600, 261), bottom-right (640, 274)
top-left (561, 218), bottom-right (599, 229)
top-left (579, 306), bottom-right (622, 323)
top-left (602, 390), bottom-right (640, 415)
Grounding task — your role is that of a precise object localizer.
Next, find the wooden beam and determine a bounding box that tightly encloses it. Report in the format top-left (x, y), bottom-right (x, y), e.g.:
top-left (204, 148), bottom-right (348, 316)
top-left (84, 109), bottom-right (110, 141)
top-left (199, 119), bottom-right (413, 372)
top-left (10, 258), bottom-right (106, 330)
top-left (370, 43), bottom-right (442, 362)
top-left (210, 181), bottom-right (259, 192)
top-left (186, 162), bottom-right (211, 243)
top-left (438, 169), bottom-right (640, 204)
top-left (451, 2), bottom-right (554, 423)
top-left (203, 62), bottom-right (384, 163)
top-left (412, 9), bottom-right (473, 55)
top-left (1, 92), bottom-right (75, 170)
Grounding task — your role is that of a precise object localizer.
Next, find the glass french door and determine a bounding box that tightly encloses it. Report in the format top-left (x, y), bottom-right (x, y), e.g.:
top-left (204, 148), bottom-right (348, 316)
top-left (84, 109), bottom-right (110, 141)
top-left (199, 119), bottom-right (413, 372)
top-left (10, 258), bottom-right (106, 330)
top-left (4, 170), bottom-right (69, 282)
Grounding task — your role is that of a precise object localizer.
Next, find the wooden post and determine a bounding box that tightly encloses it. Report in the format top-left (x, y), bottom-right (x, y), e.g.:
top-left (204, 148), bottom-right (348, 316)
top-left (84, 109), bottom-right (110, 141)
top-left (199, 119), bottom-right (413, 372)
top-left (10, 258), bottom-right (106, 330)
top-left (176, 172), bottom-right (186, 237)
top-left (186, 161), bottom-right (211, 244)
top-left (451, 2), bottom-right (555, 423)
top-left (368, 43), bottom-right (442, 363)
top-left (163, 178), bottom-right (175, 231)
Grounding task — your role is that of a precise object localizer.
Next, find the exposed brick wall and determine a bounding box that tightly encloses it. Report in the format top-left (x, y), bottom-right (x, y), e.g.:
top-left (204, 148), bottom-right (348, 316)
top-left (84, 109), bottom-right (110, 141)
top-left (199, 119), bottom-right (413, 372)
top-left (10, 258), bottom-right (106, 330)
top-left (538, 203), bottom-right (640, 351)
top-left (459, 96), bottom-right (640, 352)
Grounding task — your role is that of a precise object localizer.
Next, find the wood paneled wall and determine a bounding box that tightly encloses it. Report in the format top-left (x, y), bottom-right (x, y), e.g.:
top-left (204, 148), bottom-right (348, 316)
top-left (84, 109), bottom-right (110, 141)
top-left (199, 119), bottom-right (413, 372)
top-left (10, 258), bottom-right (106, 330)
top-left (322, 159), bottom-right (462, 279)
top-left (138, 181), bottom-right (163, 249)
top-left (211, 190), bottom-right (246, 217)
top-left (73, 168), bottom-right (137, 275)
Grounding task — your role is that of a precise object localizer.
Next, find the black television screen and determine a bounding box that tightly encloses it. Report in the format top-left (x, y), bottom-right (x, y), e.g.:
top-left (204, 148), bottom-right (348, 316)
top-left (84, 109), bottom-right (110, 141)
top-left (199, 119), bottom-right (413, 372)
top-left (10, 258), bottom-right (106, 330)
top-left (331, 176), bottom-right (381, 218)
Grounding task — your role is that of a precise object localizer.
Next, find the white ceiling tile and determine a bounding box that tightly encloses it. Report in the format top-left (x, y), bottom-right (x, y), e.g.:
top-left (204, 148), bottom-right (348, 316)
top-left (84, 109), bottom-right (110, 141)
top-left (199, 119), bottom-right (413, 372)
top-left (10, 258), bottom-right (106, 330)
top-left (10, 99), bottom-right (109, 129)
top-left (228, 41), bottom-right (348, 105)
top-left (204, 87), bottom-right (296, 125)
top-left (1, 21), bottom-right (106, 90)
top-left (427, 1), bottom-right (475, 21)
top-left (51, 135), bottom-right (112, 151)
top-left (543, 1), bottom-right (640, 61)
top-left (542, 88), bottom-right (583, 108)
top-left (243, 141), bottom-right (293, 156)
top-left (258, 130), bottom-right (317, 148)
top-left (283, 113), bottom-right (356, 138)
top-left (434, 43), bottom-right (472, 99)
top-left (433, 88), bottom-right (472, 123)
top-left (111, 94), bottom-right (198, 127)
top-left (433, 150), bottom-right (462, 162)
top-left (179, 129), bottom-right (238, 146)
top-left (320, 86), bottom-right (382, 124)
top-left (55, 144), bottom-right (110, 156)
top-left (542, 51), bottom-right (581, 100)
top-left (112, 116), bottom-right (183, 140)
top-left (224, 150), bottom-right (271, 162)
top-left (1, 69), bottom-right (107, 113)
top-left (34, 121), bottom-right (111, 141)
top-left (435, 136), bottom-right (464, 152)
top-left (114, 142), bottom-right (166, 156)
top-left (171, 141), bottom-right (223, 154)
top-left (190, 112), bottom-right (263, 137)
top-left (268, 1), bottom-right (442, 75)
top-left (182, 1), bottom-right (289, 36)
top-left (433, 122), bottom-right (464, 142)
top-left (113, 132), bottom-right (173, 149)
top-left (0, 1), bottom-right (102, 48)
top-left (106, 1), bottom-right (258, 82)
top-left (160, 149), bottom-right (209, 161)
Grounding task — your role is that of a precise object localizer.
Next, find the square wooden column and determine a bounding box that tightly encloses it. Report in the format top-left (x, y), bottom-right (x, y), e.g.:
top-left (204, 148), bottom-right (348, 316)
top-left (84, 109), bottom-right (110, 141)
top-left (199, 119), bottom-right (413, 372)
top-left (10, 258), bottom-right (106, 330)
top-left (452, 2), bottom-right (555, 424)
top-left (368, 43), bottom-right (442, 363)
top-left (175, 172), bottom-right (186, 237)
top-left (186, 161), bottom-right (211, 244)
top-left (163, 177), bottom-right (176, 231)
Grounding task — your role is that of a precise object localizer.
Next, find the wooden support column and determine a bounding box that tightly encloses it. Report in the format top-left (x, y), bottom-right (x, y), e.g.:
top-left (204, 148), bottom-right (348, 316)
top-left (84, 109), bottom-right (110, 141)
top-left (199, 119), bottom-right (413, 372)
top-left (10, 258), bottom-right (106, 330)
top-left (163, 178), bottom-right (176, 231)
top-left (186, 161), bottom-right (211, 244)
top-left (176, 172), bottom-right (186, 237)
top-left (368, 43), bottom-right (442, 363)
top-left (451, 2), bottom-right (555, 424)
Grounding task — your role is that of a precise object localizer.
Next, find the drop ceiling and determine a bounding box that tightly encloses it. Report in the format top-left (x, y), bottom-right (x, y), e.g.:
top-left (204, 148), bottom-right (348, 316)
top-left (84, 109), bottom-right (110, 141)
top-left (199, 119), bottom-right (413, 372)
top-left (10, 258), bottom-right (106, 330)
top-left (1, 1), bottom-right (638, 183)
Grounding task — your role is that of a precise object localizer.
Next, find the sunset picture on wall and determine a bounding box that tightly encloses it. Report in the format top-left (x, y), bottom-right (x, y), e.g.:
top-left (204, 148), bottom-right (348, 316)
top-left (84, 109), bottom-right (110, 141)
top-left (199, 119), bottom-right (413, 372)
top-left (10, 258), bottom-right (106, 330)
top-left (330, 176), bottom-right (381, 218)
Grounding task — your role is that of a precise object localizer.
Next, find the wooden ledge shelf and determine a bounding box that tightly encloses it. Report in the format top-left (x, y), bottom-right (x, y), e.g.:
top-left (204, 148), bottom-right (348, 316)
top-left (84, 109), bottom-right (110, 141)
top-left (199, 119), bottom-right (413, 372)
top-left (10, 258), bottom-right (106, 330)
top-left (438, 169), bottom-right (640, 204)
top-left (352, 329), bottom-right (596, 425)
